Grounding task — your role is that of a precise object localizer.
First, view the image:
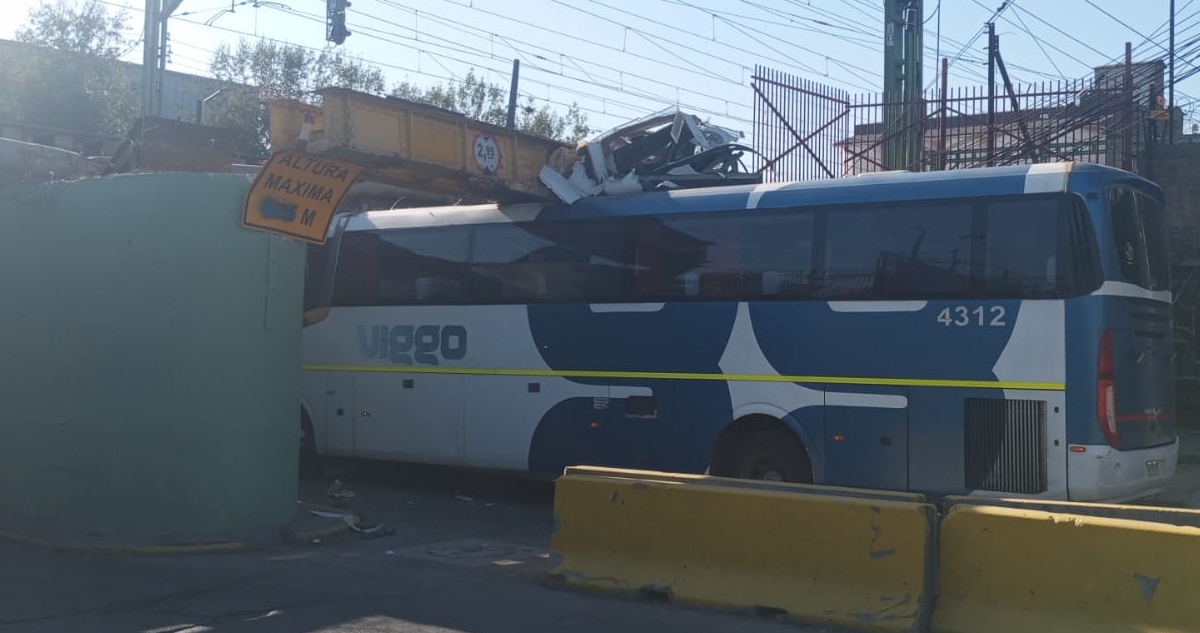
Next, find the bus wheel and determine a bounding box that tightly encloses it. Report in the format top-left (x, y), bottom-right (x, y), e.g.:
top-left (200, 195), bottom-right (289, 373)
top-left (299, 409), bottom-right (321, 479)
top-left (725, 428), bottom-right (813, 484)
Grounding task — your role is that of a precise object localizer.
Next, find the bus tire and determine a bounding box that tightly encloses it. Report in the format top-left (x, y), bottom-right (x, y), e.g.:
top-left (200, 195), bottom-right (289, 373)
top-left (299, 409), bottom-right (321, 479)
top-left (723, 427), bottom-right (813, 484)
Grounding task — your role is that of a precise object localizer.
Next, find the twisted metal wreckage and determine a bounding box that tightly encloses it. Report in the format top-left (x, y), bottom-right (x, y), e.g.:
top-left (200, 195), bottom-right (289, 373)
top-left (538, 108), bottom-right (766, 204)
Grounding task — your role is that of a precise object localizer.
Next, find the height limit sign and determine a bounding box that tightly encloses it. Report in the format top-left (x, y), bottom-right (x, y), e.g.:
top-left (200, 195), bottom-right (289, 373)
top-left (241, 149), bottom-right (366, 244)
top-left (473, 135), bottom-right (501, 175)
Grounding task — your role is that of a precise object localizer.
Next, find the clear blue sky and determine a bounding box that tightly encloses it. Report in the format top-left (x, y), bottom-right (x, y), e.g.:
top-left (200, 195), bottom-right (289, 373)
top-left (0, 0), bottom-right (1195, 136)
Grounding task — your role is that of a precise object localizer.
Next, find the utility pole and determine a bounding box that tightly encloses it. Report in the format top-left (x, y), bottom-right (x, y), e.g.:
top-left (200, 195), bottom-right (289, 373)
top-left (901, 0), bottom-right (923, 170)
top-left (141, 0), bottom-right (185, 117)
top-left (882, 0), bottom-right (923, 171)
top-left (505, 59), bottom-right (520, 129)
top-left (1170, 0), bottom-right (1176, 144)
top-left (1124, 42), bottom-right (1134, 172)
top-left (986, 22), bottom-right (996, 166)
top-left (140, 0), bottom-right (159, 117)
top-left (993, 36), bottom-right (1038, 162)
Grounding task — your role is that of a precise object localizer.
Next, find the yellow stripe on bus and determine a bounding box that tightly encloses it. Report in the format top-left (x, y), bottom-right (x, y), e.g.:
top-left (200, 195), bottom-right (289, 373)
top-left (300, 364), bottom-right (1065, 391)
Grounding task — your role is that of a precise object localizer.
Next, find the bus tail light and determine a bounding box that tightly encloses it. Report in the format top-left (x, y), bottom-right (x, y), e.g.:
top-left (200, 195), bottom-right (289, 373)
top-left (1097, 330), bottom-right (1120, 448)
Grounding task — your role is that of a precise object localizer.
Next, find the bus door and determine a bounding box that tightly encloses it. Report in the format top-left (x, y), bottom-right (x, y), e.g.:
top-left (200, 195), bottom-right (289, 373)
top-left (322, 371), bottom-right (356, 457)
top-left (354, 368), bottom-right (465, 465)
top-left (822, 386), bottom-right (909, 490)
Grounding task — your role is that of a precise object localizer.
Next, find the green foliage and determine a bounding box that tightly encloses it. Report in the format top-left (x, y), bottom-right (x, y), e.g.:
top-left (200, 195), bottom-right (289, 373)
top-left (16, 0), bottom-right (133, 57)
top-left (1, 0), bottom-right (137, 136)
top-left (390, 69), bottom-right (592, 143)
top-left (0, 1), bottom-right (593, 157)
top-left (518, 98), bottom-right (592, 144)
top-left (208, 38), bottom-right (388, 156)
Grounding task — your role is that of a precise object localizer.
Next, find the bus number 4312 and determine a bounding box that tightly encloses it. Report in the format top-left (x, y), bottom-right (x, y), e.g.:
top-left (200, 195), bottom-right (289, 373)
top-left (937, 306), bottom-right (1007, 327)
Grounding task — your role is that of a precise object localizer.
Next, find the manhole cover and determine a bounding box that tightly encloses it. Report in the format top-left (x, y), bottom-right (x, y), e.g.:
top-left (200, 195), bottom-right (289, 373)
top-left (395, 538), bottom-right (544, 567)
top-left (426, 542), bottom-right (515, 559)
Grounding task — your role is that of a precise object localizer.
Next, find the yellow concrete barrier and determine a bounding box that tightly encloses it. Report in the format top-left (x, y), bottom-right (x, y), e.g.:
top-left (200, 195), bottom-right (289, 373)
top-left (549, 470), bottom-right (935, 632)
top-left (934, 504), bottom-right (1200, 633)
top-left (563, 466), bottom-right (928, 504)
top-left (942, 494), bottom-right (1200, 528)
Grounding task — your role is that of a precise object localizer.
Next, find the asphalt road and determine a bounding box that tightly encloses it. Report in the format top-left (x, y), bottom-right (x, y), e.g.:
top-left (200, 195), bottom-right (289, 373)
top-left (0, 463), bottom-right (844, 633)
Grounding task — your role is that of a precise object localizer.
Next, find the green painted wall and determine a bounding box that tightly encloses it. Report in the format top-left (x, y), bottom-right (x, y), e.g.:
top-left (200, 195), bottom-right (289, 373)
top-left (0, 173), bottom-right (304, 539)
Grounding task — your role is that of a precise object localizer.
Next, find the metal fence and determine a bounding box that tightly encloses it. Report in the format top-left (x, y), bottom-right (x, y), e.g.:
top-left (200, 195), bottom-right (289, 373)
top-left (1172, 245), bottom-right (1200, 415)
top-left (752, 61), bottom-right (1165, 181)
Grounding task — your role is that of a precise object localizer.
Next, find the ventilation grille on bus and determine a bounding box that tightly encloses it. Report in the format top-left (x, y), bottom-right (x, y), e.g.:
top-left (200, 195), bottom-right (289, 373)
top-left (964, 398), bottom-right (1048, 495)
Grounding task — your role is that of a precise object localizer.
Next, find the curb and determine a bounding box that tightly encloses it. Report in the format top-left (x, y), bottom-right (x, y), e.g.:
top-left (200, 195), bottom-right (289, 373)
top-left (0, 528), bottom-right (248, 556)
top-left (0, 504), bottom-right (360, 556)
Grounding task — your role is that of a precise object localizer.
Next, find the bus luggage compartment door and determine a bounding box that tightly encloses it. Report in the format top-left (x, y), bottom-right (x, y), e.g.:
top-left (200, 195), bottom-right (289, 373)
top-left (822, 387), bottom-right (908, 490)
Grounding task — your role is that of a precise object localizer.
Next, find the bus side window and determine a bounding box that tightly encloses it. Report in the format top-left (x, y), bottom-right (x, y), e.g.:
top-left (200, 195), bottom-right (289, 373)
top-left (983, 197), bottom-right (1061, 299)
top-left (761, 270), bottom-right (785, 296)
top-left (682, 270), bottom-right (700, 297)
top-left (331, 231), bottom-right (382, 307)
top-left (819, 207), bottom-right (885, 299)
top-left (415, 277), bottom-right (462, 304)
top-left (468, 222), bottom-right (598, 304)
top-left (376, 276), bottom-right (414, 304)
top-left (364, 226), bottom-right (470, 306)
top-left (1059, 198), bottom-right (1102, 296)
top-left (304, 243), bottom-right (333, 311)
top-left (646, 209), bottom-right (815, 302)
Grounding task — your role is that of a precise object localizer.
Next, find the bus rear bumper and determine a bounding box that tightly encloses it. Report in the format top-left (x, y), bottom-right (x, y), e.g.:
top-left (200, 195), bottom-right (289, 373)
top-left (1067, 439), bottom-right (1179, 503)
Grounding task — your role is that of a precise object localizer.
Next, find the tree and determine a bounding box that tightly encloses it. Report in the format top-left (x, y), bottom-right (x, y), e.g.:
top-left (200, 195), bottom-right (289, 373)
top-left (16, 0), bottom-right (132, 57)
top-left (391, 70), bottom-right (592, 143)
top-left (0, 0), bottom-right (138, 136)
top-left (518, 99), bottom-right (591, 145)
top-left (208, 39), bottom-right (388, 156)
top-left (391, 70), bottom-right (508, 124)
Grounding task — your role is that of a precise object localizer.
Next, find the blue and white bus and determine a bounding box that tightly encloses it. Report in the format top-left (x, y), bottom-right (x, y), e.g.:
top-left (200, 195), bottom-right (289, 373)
top-left (300, 162), bottom-right (1178, 502)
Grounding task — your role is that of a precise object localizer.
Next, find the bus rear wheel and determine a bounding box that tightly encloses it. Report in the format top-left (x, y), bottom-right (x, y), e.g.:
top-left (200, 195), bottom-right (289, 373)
top-left (724, 428), bottom-right (813, 484)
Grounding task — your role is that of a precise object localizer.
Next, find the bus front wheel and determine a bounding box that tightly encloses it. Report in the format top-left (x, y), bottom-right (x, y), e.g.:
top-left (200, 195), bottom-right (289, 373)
top-left (717, 426), bottom-right (813, 484)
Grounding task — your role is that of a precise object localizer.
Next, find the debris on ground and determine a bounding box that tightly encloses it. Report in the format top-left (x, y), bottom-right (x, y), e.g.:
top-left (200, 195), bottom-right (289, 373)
top-left (326, 479), bottom-right (356, 499)
top-left (308, 509), bottom-right (348, 519)
top-left (343, 513), bottom-right (396, 540)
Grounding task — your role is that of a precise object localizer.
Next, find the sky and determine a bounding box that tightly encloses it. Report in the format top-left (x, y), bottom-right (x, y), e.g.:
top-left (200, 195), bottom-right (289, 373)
top-left (0, 0), bottom-right (1196, 138)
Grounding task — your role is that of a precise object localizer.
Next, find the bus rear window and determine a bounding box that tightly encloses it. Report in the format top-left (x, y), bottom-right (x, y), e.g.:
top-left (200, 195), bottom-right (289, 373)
top-left (1109, 185), bottom-right (1169, 291)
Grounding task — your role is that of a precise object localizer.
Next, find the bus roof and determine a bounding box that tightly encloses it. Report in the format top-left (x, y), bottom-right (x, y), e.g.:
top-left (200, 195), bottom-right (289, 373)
top-left (343, 162), bottom-right (1144, 233)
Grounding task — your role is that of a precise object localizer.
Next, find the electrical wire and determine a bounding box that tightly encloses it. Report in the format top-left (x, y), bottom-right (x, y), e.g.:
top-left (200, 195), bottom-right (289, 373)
top-left (86, 0), bottom-right (1200, 146)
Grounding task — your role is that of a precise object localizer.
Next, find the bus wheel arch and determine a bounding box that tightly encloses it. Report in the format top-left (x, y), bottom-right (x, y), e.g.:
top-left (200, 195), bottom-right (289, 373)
top-left (710, 414), bottom-right (815, 484)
